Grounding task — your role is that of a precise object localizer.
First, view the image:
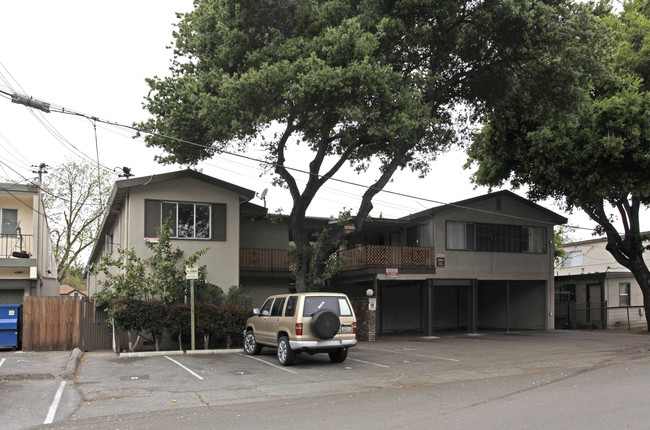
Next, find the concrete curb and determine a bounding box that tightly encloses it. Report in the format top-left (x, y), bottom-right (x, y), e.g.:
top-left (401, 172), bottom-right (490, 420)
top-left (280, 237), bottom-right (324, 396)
top-left (118, 348), bottom-right (244, 358)
top-left (63, 347), bottom-right (84, 379)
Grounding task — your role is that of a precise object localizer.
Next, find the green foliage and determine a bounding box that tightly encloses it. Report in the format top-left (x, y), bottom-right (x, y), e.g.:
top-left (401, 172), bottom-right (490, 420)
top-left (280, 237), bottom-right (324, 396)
top-left (94, 248), bottom-right (150, 313)
top-left (185, 265), bottom-right (224, 305)
top-left (167, 304), bottom-right (191, 350)
top-left (141, 300), bottom-right (169, 351)
top-left (195, 302), bottom-right (219, 349)
top-left (146, 220), bottom-right (209, 304)
top-left (139, 0), bottom-right (594, 291)
top-left (225, 285), bottom-right (253, 308)
top-left (43, 160), bottom-right (113, 282)
top-left (216, 304), bottom-right (252, 349)
top-left (467, 0), bottom-right (650, 326)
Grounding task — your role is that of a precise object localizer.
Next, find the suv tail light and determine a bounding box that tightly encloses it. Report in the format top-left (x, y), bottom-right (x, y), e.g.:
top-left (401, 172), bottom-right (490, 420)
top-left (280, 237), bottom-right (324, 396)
top-left (295, 323), bottom-right (303, 336)
top-left (353, 322), bottom-right (357, 334)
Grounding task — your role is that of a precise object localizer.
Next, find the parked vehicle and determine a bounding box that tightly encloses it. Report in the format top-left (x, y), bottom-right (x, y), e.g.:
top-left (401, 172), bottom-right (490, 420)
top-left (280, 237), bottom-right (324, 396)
top-left (244, 292), bottom-right (357, 365)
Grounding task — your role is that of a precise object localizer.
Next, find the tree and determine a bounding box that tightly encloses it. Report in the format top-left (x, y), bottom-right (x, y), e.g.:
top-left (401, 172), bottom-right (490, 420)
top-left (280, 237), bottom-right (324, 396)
top-left (467, 1), bottom-right (650, 328)
top-left (42, 160), bottom-right (112, 282)
top-left (140, 0), bottom-right (604, 291)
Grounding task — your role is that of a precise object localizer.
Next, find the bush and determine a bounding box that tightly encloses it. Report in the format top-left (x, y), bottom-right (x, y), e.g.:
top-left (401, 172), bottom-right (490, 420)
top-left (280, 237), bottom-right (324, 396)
top-left (167, 303), bottom-right (191, 351)
top-left (217, 304), bottom-right (252, 348)
top-left (195, 302), bottom-right (220, 349)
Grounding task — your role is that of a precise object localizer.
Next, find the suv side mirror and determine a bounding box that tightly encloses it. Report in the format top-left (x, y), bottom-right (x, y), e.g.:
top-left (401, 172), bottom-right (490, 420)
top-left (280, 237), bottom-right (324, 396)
top-left (253, 308), bottom-right (260, 316)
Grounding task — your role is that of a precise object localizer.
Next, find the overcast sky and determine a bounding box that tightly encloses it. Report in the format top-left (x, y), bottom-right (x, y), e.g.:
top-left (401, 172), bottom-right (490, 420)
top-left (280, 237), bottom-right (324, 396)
top-left (1, 1), bottom-right (645, 243)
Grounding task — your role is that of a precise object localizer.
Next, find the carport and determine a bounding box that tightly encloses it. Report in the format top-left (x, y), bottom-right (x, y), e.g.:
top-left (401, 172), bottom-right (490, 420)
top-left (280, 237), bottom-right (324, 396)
top-left (376, 278), bottom-right (547, 335)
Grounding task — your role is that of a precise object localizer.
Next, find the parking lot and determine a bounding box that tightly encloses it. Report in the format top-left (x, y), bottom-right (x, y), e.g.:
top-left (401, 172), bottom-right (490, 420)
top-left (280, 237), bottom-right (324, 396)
top-left (2, 330), bottom-right (650, 429)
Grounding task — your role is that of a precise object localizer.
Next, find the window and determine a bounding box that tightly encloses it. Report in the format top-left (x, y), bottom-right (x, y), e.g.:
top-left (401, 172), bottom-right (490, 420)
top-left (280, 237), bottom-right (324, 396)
top-left (447, 222), bottom-right (475, 250)
top-left (562, 250), bottom-right (583, 268)
top-left (259, 299), bottom-right (273, 317)
top-left (161, 202), bottom-right (211, 239)
top-left (522, 227), bottom-right (546, 253)
top-left (302, 296), bottom-right (353, 317)
top-left (104, 234), bottom-right (114, 255)
top-left (446, 221), bottom-right (546, 253)
top-left (271, 297), bottom-right (286, 317)
top-left (285, 296), bottom-right (298, 317)
top-left (619, 283), bottom-right (630, 306)
top-left (145, 200), bottom-right (226, 241)
top-left (1, 208), bottom-right (17, 235)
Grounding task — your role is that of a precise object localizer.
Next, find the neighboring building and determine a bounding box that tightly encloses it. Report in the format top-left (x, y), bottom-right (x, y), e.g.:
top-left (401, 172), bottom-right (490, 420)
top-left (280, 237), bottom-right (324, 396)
top-left (0, 183), bottom-right (59, 304)
top-left (88, 171), bottom-right (568, 335)
top-left (60, 284), bottom-right (87, 298)
top-left (555, 234), bottom-right (649, 331)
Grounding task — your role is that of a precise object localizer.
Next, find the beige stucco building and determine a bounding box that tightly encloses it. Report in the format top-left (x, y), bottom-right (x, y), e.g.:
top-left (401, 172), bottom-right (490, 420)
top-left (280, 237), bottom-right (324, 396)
top-left (0, 183), bottom-right (58, 304)
top-left (555, 234), bottom-right (649, 331)
top-left (88, 171), bottom-right (568, 335)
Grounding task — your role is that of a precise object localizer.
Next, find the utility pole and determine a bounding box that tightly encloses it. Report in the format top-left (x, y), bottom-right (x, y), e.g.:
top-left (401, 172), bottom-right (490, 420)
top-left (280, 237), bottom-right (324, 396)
top-left (32, 163), bottom-right (48, 295)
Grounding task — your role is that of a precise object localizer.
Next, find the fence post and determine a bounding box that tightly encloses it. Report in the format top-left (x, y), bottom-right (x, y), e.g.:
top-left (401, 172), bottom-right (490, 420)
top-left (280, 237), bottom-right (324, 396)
top-left (627, 307), bottom-right (631, 332)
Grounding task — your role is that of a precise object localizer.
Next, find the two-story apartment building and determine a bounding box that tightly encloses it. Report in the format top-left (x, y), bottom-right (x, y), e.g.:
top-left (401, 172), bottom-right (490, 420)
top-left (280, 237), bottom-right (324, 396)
top-left (555, 235), bottom-right (649, 331)
top-left (323, 191), bottom-right (566, 335)
top-left (88, 171), bottom-right (568, 335)
top-left (86, 170), bottom-right (256, 296)
top-left (0, 183), bottom-right (58, 304)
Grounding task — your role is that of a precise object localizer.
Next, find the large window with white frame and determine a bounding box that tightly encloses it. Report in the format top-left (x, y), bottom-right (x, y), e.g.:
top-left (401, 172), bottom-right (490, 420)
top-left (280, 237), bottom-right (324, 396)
top-left (162, 202), bottom-right (211, 239)
top-left (446, 221), bottom-right (547, 254)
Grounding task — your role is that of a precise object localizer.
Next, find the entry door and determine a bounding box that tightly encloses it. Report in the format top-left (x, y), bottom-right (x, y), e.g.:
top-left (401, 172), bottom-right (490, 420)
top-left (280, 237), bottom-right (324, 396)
top-left (587, 284), bottom-right (603, 329)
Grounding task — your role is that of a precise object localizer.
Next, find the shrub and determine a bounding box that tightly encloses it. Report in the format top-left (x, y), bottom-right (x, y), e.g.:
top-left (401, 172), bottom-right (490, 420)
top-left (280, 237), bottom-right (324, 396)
top-left (167, 303), bottom-right (191, 351)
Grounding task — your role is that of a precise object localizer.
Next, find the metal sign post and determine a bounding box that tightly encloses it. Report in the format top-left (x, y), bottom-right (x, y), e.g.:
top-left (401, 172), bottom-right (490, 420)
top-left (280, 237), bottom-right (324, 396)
top-left (186, 265), bottom-right (199, 351)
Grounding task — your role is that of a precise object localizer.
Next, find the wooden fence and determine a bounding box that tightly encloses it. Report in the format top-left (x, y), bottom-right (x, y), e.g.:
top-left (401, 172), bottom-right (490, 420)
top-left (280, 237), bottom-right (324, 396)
top-left (22, 296), bottom-right (112, 351)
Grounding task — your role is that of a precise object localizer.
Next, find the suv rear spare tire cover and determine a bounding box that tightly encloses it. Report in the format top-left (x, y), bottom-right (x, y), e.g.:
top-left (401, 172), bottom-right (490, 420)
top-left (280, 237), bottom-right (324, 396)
top-left (310, 309), bottom-right (340, 339)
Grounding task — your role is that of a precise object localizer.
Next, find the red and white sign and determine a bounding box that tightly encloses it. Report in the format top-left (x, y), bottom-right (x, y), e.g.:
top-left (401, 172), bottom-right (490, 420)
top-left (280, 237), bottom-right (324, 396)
top-left (386, 268), bottom-right (398, 279)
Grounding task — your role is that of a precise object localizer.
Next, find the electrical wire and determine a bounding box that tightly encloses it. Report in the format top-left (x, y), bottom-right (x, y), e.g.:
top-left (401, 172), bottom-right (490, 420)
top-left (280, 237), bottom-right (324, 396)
top-left (0, 88), bottom-right (626, 233)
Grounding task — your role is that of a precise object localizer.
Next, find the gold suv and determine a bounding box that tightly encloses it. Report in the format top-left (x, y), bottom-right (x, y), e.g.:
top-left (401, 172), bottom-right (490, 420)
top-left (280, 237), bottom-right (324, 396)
top-left (244, 292), bottom-right (357, 366)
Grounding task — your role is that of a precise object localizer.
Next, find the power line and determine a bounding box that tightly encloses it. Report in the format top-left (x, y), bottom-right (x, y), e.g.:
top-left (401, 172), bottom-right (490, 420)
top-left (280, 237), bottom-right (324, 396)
top-left (3, 88), bottom-right (613, 232)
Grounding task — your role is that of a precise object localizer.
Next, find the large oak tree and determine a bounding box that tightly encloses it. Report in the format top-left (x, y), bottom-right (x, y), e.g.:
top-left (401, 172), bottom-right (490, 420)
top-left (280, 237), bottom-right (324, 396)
top-left (468, 0), bottom-right (650, 328)
top-left (140, 0), bottom-right (604, 291)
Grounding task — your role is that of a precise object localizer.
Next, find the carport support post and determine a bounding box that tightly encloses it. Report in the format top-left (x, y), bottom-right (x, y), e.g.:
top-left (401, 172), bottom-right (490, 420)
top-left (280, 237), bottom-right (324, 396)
top-left (190, 279), bottom-right (195, 351)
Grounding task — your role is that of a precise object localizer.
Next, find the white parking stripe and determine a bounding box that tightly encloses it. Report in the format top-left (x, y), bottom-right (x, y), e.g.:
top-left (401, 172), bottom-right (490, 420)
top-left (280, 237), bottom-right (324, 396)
top-left (357, 346), bottom-right (460, 362)
top-left (0, 358), bottom-right (5, 368)
top-left (349, 358), bottom-right (390, 368)
top-left (44, 380), bottom-right (66, 424)
top-left (164, 356), bottom-right (204, 380)
top-left (244, 354), bottom-right (299, 374)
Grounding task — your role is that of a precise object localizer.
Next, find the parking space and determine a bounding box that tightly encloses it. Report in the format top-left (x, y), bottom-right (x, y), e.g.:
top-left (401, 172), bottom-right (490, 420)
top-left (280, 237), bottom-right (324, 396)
top-left (3, 330), bottom-right (650, 428)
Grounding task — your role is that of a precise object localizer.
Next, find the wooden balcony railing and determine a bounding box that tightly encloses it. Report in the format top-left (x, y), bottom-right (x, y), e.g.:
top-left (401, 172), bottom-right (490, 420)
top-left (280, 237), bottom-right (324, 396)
top-left (339, 245), bottom-right (436, 270)
top-left (0, 234), bottom-right (33, 259)
top-left (240, 248), bottom-right (292, 271)
top-left (240, 245), bottom-right (436, 272)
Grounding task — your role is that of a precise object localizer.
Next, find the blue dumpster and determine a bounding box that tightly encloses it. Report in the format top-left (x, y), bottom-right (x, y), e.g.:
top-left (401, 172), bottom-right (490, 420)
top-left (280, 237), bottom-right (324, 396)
top-left (0, 304), bottom-right (21, 350)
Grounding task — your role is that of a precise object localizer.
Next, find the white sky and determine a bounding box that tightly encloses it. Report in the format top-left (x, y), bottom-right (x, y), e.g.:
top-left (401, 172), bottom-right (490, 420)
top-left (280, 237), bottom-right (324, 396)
top-left (0, 1), bottom-right (645, 243)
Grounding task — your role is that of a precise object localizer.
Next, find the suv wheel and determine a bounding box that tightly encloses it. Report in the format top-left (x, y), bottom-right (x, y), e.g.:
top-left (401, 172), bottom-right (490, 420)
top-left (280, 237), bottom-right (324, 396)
top-left (329, 348), bottom-right (348, 363)
top-left (277, 336), bottom-right (296, 366)
top-left (244, 330), bottom-right (262, 355)
top-left (310, 309), bottom-right (341, 340)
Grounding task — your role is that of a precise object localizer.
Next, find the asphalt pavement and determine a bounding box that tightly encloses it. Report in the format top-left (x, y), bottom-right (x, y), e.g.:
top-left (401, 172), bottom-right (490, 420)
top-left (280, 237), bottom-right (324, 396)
top-left (1, 330), bottom-right (649, 429)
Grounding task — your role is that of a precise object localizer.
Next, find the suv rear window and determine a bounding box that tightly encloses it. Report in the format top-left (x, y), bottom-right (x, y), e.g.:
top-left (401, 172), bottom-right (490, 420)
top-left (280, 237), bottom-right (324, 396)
top-left (302, 296), bottom-right (353, 317)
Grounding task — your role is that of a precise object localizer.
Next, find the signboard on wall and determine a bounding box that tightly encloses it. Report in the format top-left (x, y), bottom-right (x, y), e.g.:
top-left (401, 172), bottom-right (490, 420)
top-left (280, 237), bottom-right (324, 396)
top-left (386, 268), bottom-right (398, 279)
top-left (436, 254), bottom-right (446, 268)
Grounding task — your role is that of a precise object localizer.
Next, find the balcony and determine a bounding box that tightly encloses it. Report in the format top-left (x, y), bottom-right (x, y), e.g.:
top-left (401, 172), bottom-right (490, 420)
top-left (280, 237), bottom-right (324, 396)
top-left (240, 245), bottom-right (436, 273)
top-left (339, 245), bottom-right (436, 271)
top-left (0, 234), bottom-right (33, 259)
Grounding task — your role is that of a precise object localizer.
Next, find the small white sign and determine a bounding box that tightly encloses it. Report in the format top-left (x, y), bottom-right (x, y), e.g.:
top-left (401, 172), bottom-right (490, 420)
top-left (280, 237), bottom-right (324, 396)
top-left (185, 264), bottom-right (199, 280)
top-left (386, 268), bottom-right (398, 279)
top-left (368, 298), bottom-right (377, 311)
